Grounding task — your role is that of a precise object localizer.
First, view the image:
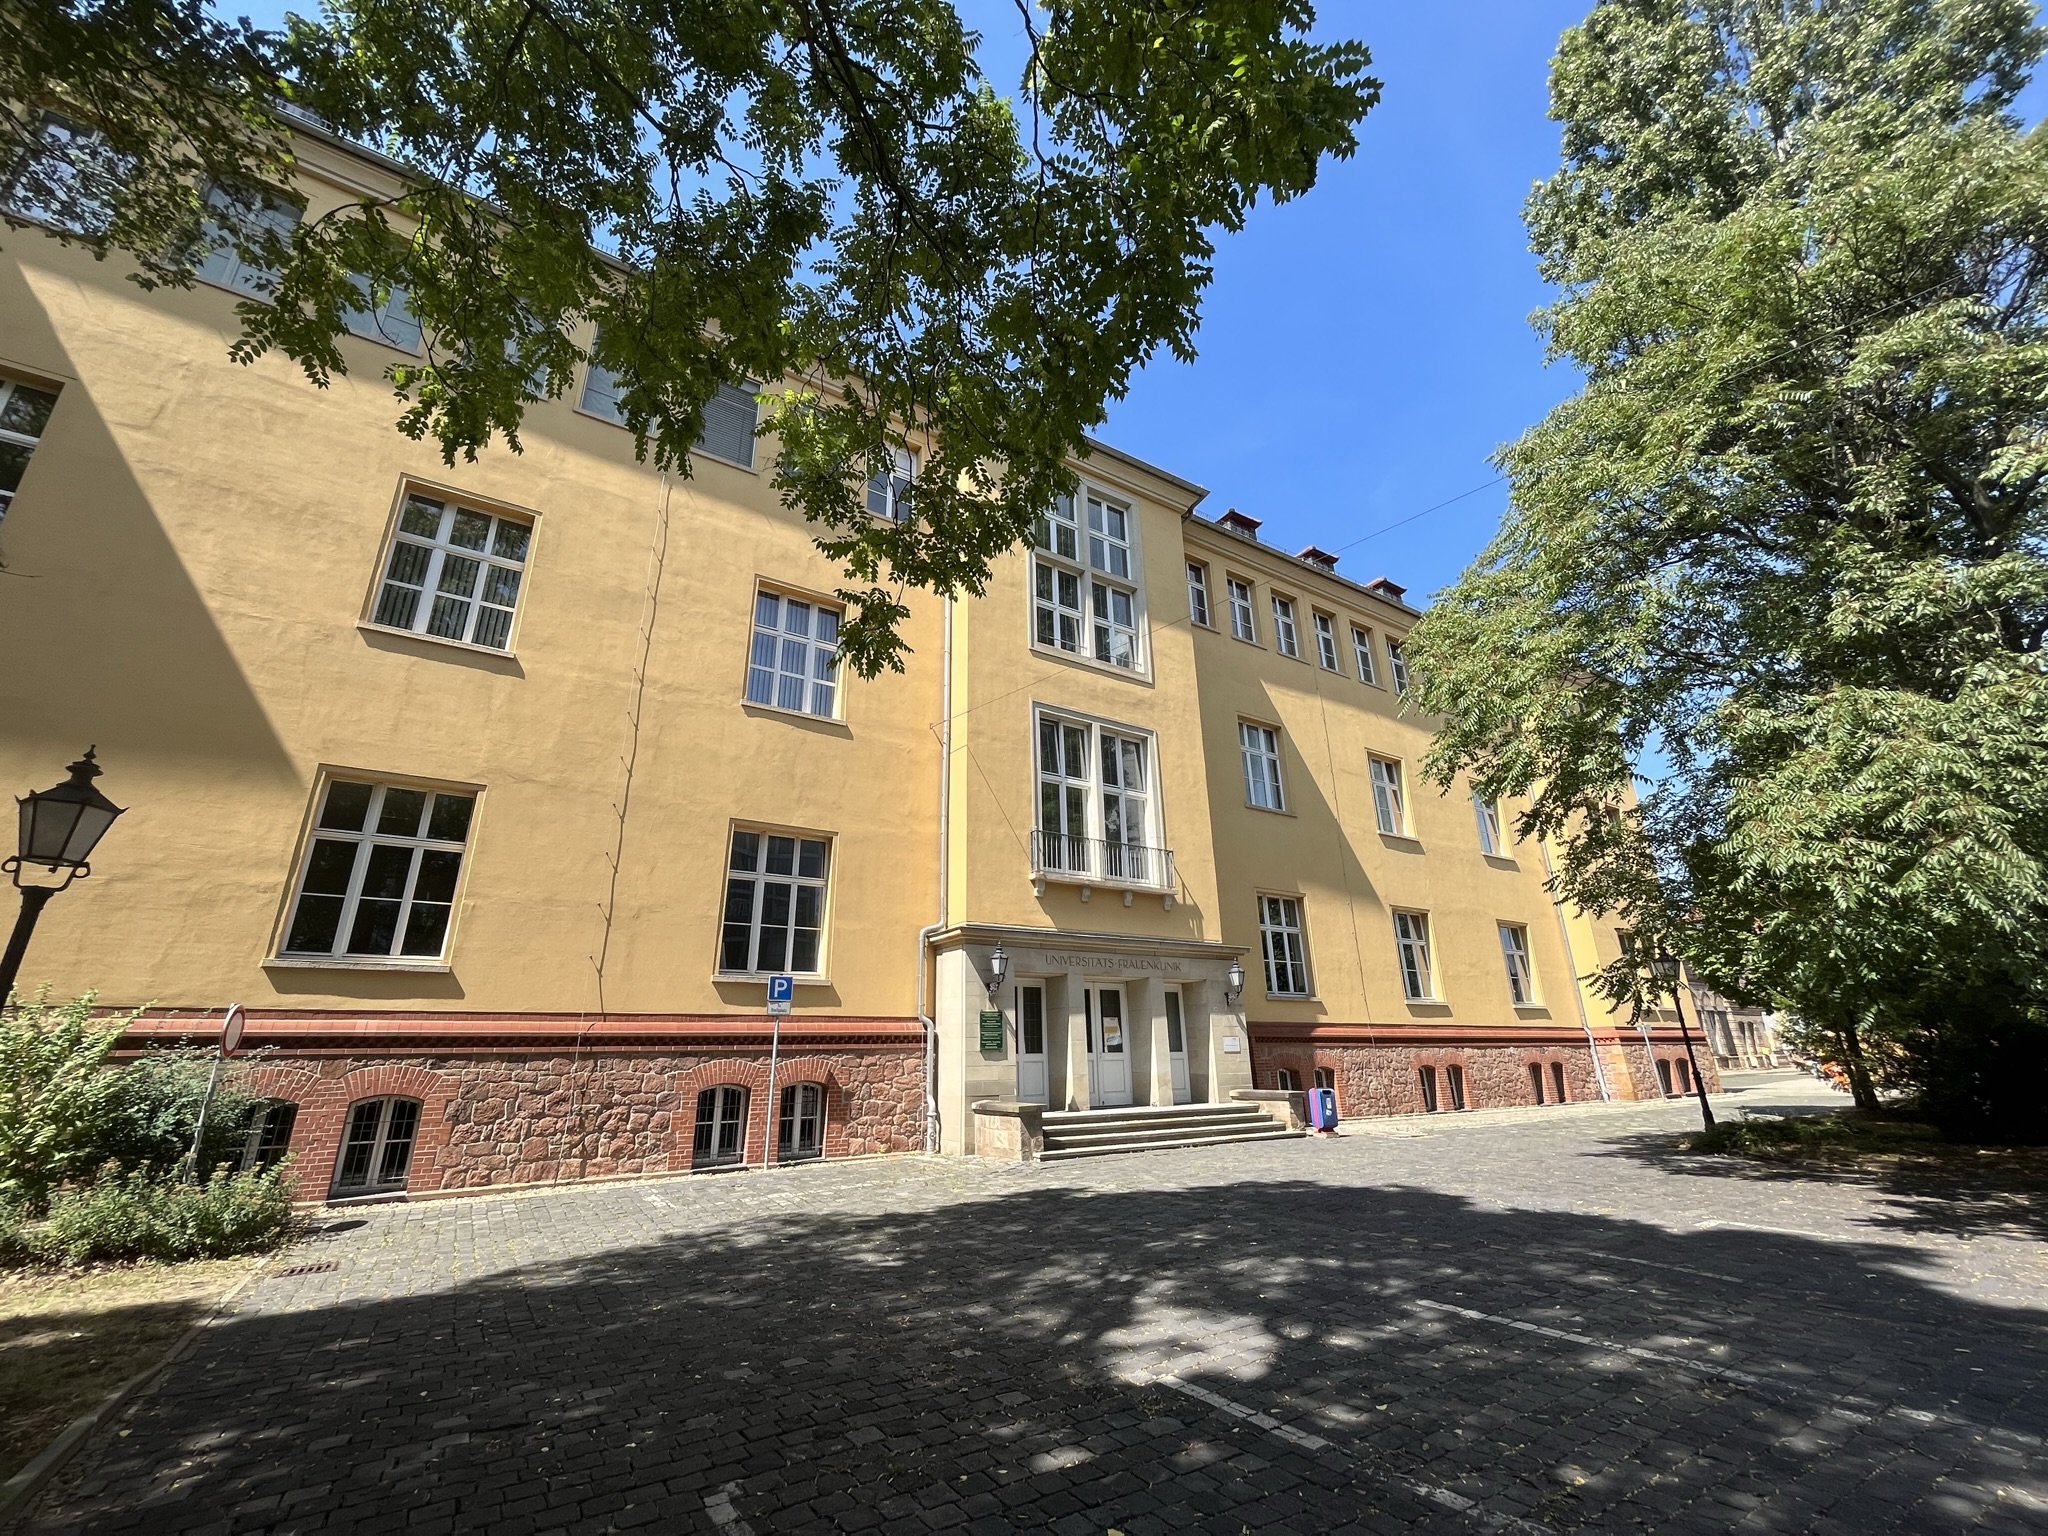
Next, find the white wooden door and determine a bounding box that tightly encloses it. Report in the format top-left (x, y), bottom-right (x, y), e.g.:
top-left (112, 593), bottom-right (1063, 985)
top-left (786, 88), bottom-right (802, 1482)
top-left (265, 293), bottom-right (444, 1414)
top-left (1164, 988), bottom-right (1191, 1104)
top-left (1016, 985), bottom-right (1048, 1104)
top-left (1089, 986), bottom-right (1132, 1106)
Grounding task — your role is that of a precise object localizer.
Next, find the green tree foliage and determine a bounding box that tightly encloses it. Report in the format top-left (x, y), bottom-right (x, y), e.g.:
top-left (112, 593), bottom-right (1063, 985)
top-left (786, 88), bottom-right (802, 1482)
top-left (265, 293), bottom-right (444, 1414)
top-left (1406, 0), bottom-right (2048, 1136)
top-left (4, 0), bottom-right (1378, 673)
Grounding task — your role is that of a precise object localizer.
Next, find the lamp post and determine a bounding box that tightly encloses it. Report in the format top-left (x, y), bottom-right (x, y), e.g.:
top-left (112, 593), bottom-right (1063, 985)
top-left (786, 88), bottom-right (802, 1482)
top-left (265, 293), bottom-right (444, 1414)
top-left (1651, 949), bottom-right (1715, 1132)
top-left (0, 749), bottom-right (125, 1007)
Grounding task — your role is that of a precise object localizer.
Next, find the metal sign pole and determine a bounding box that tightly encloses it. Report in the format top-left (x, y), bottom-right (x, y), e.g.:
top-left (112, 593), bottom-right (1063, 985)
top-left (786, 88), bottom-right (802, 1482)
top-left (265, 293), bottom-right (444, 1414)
top-left (178, 1004), bottom-right (245, 1185)
top-left (761, 976), bottom-right (791, 1169)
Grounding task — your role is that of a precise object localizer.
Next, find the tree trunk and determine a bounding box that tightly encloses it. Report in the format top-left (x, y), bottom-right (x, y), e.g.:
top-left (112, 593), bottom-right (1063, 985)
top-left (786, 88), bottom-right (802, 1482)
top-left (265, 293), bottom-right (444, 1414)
top-left (1839, 1013), bottom-right (1879, 1111)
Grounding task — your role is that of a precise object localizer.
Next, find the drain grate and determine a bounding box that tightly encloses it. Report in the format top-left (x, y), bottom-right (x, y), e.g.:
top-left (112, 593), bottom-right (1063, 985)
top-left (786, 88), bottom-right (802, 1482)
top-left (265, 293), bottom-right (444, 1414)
top-left (272, 1261), bottom-right (340, 1278)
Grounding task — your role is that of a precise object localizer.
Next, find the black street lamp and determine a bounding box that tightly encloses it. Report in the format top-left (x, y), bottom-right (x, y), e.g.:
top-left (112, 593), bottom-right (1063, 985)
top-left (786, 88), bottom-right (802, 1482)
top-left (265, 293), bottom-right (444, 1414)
top-left (1651, 949), bottom-right (1716, 1132)
top-left (0, 749), bottom-right (125, 1006)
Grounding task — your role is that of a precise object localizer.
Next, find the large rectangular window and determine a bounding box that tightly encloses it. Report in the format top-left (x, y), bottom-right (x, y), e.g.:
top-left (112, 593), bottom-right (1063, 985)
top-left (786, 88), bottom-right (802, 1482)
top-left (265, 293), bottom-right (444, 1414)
top-left (280, 778), bottom-right (476, 962)
top-left (1271, 596), bottom-right (1300, 658)
top-left (1387, 637), bottom-right (1410, 694)
top-left (193, 182), bottom-right (301, 297)
top-left (1394, 911), bottom-right (1434, 1001)
top-left (745, 587), bottom-right (840, 718)
top-left (1033, 487), bottom-right (1141, 670)
top-left (1499, 923), bottom-right (1535, 1004)
top-left (1239, 722), bottom-right (1285, 811)
top-left (370, 492), bottom-right (532, 651)
top-left (0, 376), bottom-right (59, 526)
top-left (580, 355), bottom-right (761, 469)
top-left (1369, 756), bottom-right (1407, 836)
top-left (1227, 578), bottom-right (1256, 642)
top-left (720, 828), bottom-right (829, 975)
top-left (1034, 713), bottom-right (1162, 885)
top-left (1474, 794), bottom-right (1504, 856)
top-left (1259, 895), bottom-right (1310, 997)
top-left (1352, 625), bottom-right (1378, 685)
top-left (343, 276), bottom-right (423, 353)
top-left (1187, 562), bottom-right (1211, 627)
top-left (1313, 612), bottom-right (1340, 671)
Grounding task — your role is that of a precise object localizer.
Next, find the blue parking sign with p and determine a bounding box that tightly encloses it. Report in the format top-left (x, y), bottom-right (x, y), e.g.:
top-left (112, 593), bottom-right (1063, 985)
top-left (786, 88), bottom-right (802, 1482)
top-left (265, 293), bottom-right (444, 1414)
top-left (767, 974), bottom-right (795, 1005)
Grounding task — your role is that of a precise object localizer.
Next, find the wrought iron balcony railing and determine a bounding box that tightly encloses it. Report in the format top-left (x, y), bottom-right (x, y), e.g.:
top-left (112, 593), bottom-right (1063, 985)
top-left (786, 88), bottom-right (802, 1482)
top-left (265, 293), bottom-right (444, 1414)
top-left (1029, 829), bottom-right (1176, 892)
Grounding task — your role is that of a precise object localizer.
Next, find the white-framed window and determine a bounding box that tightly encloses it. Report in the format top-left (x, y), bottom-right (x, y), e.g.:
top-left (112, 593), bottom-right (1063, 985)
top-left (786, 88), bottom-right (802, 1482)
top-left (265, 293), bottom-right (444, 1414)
top-left (2, 112), bottom-right (128, 235)
top-left (369, 491), bottom-right (532, 651)
top-left (1271, 596), bottom-right (1300, 658)
top-left (238, 1101), bottom-right (298, 1172)
top-left (867, 446), bottom-right (915, 522)
top-left (1239, 722), bottom-right (1285, 811)
top-left (0, 376), bottom-right (60, 525)
top-left (1387, 637), bottom-right (1410, 694)
top-left (745, 587), bottom-right (841, 718)
top-left (1226, 577), bottom-right (1256, 642)
top-left (580, 355), bottom-right (761, 468)
top-left (1259, 894), bottom-right (1310, 997)
top-left (778, 1082), bottom-right (825, 1162)
top-left (1499, 923), bottom-right (1535, 1004)
top-left (333, 1097), bottom-right (420, 1194)
top-left (1034, 711), bottom-right (1162, 883)
top-left (720, 827), bottom-right (830, 975)
top-left (693, 1085), bottom-right (749, 1168)
top-left (1032, 486), bottom-right (1142, 671)
top-left (193, 181), bottom-right (301, 297)
top-left (280, 778), bottom-right (477, 963)
top-left (1187, 562), bottom-right (1211, 627)
top-left (1313, 612), bottom-right (1340, 670)
top-left (1275, 1067), bottom-right (1297, 1092)
top-left (1394, 910), bottom-right (1434, 1001)
top-left (1369, 756), bottom-right (1407, 836)
top-left (1351, 625), bottom-right (1378, 685)
top-left (1474, 794), bottom-right (1504, 856)
top-left (343, 275), bottom-right (422, 353)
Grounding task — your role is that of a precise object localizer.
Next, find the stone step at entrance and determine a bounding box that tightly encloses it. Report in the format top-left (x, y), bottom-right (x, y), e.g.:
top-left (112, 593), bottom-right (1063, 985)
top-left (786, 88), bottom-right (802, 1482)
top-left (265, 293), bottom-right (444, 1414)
top-left (1039, 1101), bottom-right (1304, 1161)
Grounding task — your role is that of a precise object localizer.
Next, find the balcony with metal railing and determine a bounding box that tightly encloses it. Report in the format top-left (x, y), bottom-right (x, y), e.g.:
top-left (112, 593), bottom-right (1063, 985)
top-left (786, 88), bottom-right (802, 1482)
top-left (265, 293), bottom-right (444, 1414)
top-left (1030, 829), bottom-right (1177, 903)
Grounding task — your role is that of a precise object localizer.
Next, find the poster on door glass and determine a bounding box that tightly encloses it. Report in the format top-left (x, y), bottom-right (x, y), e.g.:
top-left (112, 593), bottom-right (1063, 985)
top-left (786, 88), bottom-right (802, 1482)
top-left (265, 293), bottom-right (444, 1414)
top-left (1103, 1020), bottom-right (1123, 1049)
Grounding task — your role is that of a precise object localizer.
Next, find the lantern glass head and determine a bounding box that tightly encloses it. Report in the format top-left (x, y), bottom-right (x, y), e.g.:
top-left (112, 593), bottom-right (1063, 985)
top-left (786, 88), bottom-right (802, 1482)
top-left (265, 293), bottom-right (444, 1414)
top-left (988, 943), bottom-right (1008, 993)
top-left (1226, 959), bottom-right (1246, 995)
top-left (17, 750), bottom-right (124, 871)
top-left (1650, 950), bottom-right (1682, 983)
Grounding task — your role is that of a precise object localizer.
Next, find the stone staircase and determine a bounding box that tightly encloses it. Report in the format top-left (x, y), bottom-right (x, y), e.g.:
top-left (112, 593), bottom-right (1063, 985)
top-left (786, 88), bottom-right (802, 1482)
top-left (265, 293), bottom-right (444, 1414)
top-left (1038, 1102), bottom-right (1305, 1161)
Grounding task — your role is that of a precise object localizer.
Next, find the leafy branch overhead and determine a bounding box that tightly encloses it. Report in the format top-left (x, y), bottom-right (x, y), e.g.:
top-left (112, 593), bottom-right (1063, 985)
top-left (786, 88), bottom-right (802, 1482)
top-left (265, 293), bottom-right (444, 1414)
top-left (1406, 0), bottom-right (2048, 1126)
top-left (4, 0), bottom-right (1380, 675)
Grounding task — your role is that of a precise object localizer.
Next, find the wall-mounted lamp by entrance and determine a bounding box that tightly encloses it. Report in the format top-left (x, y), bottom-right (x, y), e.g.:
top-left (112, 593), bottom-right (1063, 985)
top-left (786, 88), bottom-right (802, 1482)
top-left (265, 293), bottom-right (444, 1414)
top-left (985, 942), bottom-right (1008, 1000)
top-left (1225, 958), bottom-right (1245, 1008)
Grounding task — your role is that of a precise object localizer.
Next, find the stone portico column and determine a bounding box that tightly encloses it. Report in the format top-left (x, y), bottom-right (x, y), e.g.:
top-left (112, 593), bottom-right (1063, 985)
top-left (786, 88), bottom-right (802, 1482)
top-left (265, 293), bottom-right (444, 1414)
top-left (1060, 973), bottom-right (1091, 1111)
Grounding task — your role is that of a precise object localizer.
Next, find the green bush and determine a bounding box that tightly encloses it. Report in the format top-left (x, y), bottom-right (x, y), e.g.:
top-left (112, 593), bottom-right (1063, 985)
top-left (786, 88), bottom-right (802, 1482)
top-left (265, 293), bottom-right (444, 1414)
top-left (22, 1164), bottom-right (295, 1267)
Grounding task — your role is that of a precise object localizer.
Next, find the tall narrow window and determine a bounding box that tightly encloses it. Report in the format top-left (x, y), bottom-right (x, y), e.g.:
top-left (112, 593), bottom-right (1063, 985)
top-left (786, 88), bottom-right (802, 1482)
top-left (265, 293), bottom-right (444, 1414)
top-left (694, 1086), bottom-right (749, 1167)
top-left (333, 1097), bottom-right (420, 1194)
top-left (745, 588), bottom-right (840, 718)
top-left (0, 376), bottom-right (60, 526)
top-left (1186, 562), bottom-right (1211, 627)
top-left (720, 828), bottom-right (830, 975)
top-left (1551, 1061), bottom-right (1569, 1102)
top-left (1418, 1065), bottom-right (1439, 1112)
top-left (281, 779), bottom-right (476, 962)
top-left (1227, 578), bottom-right (1256, 641)
top-left (1259, 895), bottom-right (1309, 996)
top-left (1394, 911), bottom-right (1434, 1001)
top-left (193, 182), bottom-right (300, 297)
top-left (1020, 987), bottom-right (1046, 1057)
top-left (1499, 924), bottom-right (1535, 1004)
top-left (1239, 723), bottom-right (1285, 811)
top-left (1474, 794), bottom-right (1504, 855)
top-left (866, 446), bottom-right (915, 522)
top-left (1271, 596), bottom-right (1300, 658)
top-left (1352, 625), bottom-right (1378, 685)
top-left (778, 1082), bottom-right (825, 1161)
top-left (1369, 757), bottom-right (1406, 835)
top-left (1387, 637), bottom-right (1410, 694)
top-left (1529, 1062), bottom-right (1547, 1104)
top-left (1445, 1064), bottom-right (1467, 1110)
top-left (1313, 613), bottom-right (1339, 670)
top-left (1032, 487), bottom-right (1141, 670)
top-left (1099, 731), bottom-right (1152, 883)
top-left (371, 492), bottom-right (531, 650)
top-left (1036, 715), bottom-right (1090, 875)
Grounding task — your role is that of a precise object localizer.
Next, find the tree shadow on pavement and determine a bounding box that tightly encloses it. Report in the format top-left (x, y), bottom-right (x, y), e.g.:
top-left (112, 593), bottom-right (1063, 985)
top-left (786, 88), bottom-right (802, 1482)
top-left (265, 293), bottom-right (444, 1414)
top-left (19, 1175), bottom-right (2048, 1536)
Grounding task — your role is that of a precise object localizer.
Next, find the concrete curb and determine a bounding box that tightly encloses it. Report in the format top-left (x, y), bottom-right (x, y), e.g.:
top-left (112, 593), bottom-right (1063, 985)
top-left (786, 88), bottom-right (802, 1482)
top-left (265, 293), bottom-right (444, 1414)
top-left (0, 1256), bottom-right (271, 1532)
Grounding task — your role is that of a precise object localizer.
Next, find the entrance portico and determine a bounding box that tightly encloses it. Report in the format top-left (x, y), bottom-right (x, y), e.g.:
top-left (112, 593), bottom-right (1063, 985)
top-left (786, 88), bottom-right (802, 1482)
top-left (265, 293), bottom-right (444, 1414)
top-left (929, 925), bottom-right (1254, 1155)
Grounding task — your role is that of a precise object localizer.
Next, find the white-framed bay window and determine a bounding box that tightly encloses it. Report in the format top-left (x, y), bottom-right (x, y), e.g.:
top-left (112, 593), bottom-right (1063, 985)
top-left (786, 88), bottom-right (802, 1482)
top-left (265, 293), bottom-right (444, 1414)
top-left (277, 776), bottom-right (479, 965)
top-left (369, 490), bottom-right (533, 651)
top-left (1032, 485), bottom-right (1144, 672)
top-left (720, 826), bottom-right (831, 976)
top-left (1032, 709), bottom-right (1168, 888)
top-left (744, 585), bottom-right (841, 719)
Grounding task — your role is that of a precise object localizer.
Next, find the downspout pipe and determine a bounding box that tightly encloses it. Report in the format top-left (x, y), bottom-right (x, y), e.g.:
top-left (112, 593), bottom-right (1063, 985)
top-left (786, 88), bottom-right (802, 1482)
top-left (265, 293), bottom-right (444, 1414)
top-left (917, 593), bottom-right (956, 1154)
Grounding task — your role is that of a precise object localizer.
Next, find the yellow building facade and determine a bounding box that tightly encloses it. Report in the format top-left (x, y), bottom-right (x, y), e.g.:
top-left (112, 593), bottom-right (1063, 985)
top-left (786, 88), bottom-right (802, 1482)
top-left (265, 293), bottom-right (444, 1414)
top-left (0, 127), bottom-right (1706, 1198)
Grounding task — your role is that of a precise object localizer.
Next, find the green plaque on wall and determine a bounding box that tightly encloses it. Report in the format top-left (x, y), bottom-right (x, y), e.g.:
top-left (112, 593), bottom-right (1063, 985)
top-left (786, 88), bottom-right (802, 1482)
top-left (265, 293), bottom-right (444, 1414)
top-left (979, 1009), bottom-right (1005, 1052)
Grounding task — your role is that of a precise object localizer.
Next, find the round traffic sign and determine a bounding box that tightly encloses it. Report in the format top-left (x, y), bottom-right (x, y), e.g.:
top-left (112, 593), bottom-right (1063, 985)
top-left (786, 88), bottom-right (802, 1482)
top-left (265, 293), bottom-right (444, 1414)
top-left (220, 1003), bottom-right (246, 1055)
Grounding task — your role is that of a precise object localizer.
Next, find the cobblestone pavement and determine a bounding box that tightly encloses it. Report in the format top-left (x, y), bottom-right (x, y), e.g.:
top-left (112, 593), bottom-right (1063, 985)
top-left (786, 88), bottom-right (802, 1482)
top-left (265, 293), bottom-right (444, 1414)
top-left (19, 1072), bottom-right (2048, 1535)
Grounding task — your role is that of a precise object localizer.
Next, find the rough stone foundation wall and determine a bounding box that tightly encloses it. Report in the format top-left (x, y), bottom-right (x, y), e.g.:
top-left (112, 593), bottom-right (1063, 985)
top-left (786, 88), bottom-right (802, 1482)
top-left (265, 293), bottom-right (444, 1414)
top-left (236, 1044), bottom-right (924, 1201)
top-left (1252, 1036), bottom-right (1716, 1118)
